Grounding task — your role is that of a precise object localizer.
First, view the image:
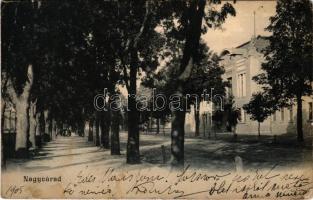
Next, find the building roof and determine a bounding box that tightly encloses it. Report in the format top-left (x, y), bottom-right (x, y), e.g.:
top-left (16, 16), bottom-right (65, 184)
top-left (236, 35), bottom-right (269, 52)
top-left (220, 35), bottom-right (270, 57)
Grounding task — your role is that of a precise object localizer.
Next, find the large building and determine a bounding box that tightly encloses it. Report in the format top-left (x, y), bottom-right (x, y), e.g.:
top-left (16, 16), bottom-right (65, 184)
top-left (220, 36), bottom-right (313, 136)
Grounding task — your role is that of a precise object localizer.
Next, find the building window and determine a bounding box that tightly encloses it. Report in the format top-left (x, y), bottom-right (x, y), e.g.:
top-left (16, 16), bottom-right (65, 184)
top-left (226, 77), bottom-right (233, 97)
top-left (309, 102), bottom-right (313, 120)
top-left (237, 73), bottom-right (246, 98)
top-left (281, 108), bottom-right (284, 121)
top-left (289, 105), bottom-right (293, 121)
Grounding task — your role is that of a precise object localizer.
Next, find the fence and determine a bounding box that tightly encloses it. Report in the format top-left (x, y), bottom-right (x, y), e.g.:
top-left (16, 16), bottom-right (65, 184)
top-left (2, 108), bottom-right (17, 159)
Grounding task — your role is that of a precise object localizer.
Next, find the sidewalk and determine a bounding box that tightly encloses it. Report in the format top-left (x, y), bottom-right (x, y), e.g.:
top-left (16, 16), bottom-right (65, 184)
top-left (2, 132), bottom-right (312, 173)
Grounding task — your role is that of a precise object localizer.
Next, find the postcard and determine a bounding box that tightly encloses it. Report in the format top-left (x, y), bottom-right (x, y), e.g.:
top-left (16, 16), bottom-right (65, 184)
top-left (1, 0), bottom-right (312, 199)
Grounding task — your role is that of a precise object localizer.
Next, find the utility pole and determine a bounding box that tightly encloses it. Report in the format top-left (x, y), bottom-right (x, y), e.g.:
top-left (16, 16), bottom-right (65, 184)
top-left (253, 11), bottom-right (256, 38)
top-left (253, 6), bottom-right (264, 38)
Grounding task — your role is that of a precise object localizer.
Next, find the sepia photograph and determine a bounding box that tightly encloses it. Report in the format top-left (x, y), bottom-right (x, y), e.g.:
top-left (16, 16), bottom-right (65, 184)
top-left (1, 0), bottom-right (313, 199)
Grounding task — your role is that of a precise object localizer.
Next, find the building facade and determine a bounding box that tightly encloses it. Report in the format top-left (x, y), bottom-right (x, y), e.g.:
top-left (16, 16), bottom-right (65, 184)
top-left (220, 36), bottom-right (313, 136)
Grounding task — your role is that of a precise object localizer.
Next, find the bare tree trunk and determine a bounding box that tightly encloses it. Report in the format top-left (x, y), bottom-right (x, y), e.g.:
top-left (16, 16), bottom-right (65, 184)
top-left (100, 111), bottom-right (110, 149)
top-left (94, 113), bottom-right (100, 146)
top-left (127, 69), bottom-right (140, 164)
top-left (163, 123), bottom-right (165, 136)
top-left (54, 121), bottom-right (58, 138)
top-left (28, 101), bottom-right (37, 149)
top-left (296, 95), bottom-right (304, 142)
top-left (170, 94), bottom-right (186, 166)
top-left (123, 0), bottom-right (151, 164)
top-left (43, 110), bottom-right (50, 141)
top-left (40, 111), bottom-right (45, 136)
top-left (48, 118), bottom-right (52, 140)
top-left (15, 93), bottom-right (29, 155)
top-left (51, 120), bottom-right (54, 139)
top-left (1, 100), bottom-right (7, 168)
top-left (35, 112), bottom-right (41, 148)
top-left (1, 100), bottom-right (6, 133)
top-left (13, 65), bottom-right (33, 158)
top-left (194, 103), bottom-right (200, 137)
top-left (203, 114), bottom-right (206, 137)
top-left (79, 120), bottom-right (84, 137)
top-left (170, 0), bottom-right (206, 166)
top-left (127, 51), bottom-right (140, 163)
top-left (84, 121), bottom-right (88, 137)
top-left (111, 110), bottom-right (120, 155)
top-left (1, 74), bottom-right (10, 168)
top-left (88, 119), bottom-right (93, 142)
top-left (50, 119), bottom-right (56, 140)
top-left (156, 118), bottom-right (160, 134)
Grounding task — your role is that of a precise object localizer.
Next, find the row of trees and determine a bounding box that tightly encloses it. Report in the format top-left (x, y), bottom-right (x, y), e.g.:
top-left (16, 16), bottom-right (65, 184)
top-left (2, 0), bottom-right (236, 165)
top-left (142, 41), bottom-right (227, 137)
top-left (2, 0), bottom-right (311, 167)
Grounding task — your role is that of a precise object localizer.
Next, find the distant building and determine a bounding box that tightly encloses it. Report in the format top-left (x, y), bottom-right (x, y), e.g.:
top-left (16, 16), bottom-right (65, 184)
top-left (185, 100), bottom-right (213, 137)
top-left (185, 36), bottom-right (312, 136)
top-left (219, 36), bottom-right (313, 136)
top-left (2, 104), bottom-right (16, 134)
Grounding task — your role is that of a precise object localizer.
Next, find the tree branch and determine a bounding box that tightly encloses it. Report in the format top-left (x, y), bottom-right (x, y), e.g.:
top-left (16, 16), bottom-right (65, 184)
top-left (21, 64), bottom-right (34, 100)
top-left (132, 0), bottom-right (150, 49)
top-left (122, 65), bottom-right (130, 90)
top-left (178, 57), bottom-right (193, 81)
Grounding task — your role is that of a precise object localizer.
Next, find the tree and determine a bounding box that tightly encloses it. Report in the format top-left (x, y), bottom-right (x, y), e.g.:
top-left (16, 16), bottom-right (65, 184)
top-left (110, 96), bottom-right (123, 155)
top-left (243, 93), bottom-right (273, 137)
top-left (2, 1), bottom-right (38, 157)
top-left (254, 0), bottom-right (312, 142)
top-left (28, 100), bottom-right (37, 149)
top-left (160, 0), bottom-right (235, 165)
top-left (2, 0), bottom-right (236, 165)
top-left (34, 0), bottom-right (112, 145)
top-left (2, 0), bottom-right (113, 154)
top-left (141, 0), bottom-right (235, 165)
top-left (185, 43), bottom-right (226, 137)
top-left (143, 41), bottom-right (227, 138)
top-left (224, 96), bottom-right (240, 138)
top-left (107, 1), bottom-right (164, 163)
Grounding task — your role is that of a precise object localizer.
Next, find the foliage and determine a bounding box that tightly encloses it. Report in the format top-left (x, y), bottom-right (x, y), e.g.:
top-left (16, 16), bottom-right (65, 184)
top-left (243, 92), bottom-right (274, 123)
top-left (224, 96), bottom-right (240, 129)
top-left (254, 0), bottom-right (312, 106)
top-left (185, 42), bottom-right (226, 107)
top-left (253, 0), bottom-right (312, 141)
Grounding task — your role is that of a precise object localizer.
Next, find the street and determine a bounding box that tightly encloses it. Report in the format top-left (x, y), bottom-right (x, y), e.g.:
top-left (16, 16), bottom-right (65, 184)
top-left (4, 132), bottom-right (312, 173)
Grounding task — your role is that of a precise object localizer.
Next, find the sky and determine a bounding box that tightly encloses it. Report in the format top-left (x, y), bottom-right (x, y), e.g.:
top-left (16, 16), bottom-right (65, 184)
top-left (202, 1), bottom-right (276, 53)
